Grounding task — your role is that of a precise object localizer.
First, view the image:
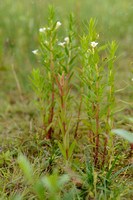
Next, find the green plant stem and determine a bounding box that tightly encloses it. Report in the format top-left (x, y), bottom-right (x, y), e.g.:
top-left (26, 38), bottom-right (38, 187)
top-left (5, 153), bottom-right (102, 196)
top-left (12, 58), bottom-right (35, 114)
top-left (92, 103), bottom-right (96, 156)
top-left (61, 89), bottom-right (66, 134)
top-left (67, 39), bottom-right (72, 72)
top-left (47, 32), bottom-right (54, 139)
top-left (95, 64), bottom-right (99, 166)
top-left (55, 73), bottom-right (67, 154)
top-left (39, 91), bottom-right (47, 134)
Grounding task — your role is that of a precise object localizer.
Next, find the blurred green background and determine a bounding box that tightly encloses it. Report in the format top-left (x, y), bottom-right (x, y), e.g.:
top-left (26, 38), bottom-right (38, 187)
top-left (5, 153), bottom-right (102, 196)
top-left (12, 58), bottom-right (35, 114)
top-left (0, 0), bottom-right (133, 110)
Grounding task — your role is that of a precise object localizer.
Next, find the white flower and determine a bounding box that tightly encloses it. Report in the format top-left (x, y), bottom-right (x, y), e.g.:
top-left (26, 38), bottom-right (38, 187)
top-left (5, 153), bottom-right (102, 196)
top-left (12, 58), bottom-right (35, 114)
top-left (58, 42), bottom-right (66, 47)
top-left (47, 27), bottom-right (50, 30)
top-left (131, 78), bottom-right (133, 81)
top-left (32, 49), bottom-right (39, 55)
top-left (91, 41), bottom-right (98, 48)
top-left (39, 27), bottom-right (46, 33)
top-left (64, 37), bottom-right (69, 44)
top-left (45, 40), bottom-right (48, 44)
top-left (56, 21), bottom-right (61, 29)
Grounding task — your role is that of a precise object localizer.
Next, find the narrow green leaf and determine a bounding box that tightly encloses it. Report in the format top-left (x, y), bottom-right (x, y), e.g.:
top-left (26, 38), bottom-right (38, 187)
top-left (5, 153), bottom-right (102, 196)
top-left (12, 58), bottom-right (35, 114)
top-left (68, 140), bottom-right (76, 158)
top-left (110, 165), bottom-right (133, 181)
top-left (106, 152), bottom-right (120, 180)
top-left (58, 142), bottom-right (66, 159)
top-left (98, 44), bottom-right (108, 52)
top-left (69, 55), bottom-right (76, 65)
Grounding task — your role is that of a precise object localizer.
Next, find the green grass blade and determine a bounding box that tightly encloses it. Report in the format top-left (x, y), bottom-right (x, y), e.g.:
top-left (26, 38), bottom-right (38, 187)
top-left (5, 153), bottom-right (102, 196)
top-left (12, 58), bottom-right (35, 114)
top-left (110, 165), bottom-right (133, 181)
top-left (106, 152), bottom-right (120, 180)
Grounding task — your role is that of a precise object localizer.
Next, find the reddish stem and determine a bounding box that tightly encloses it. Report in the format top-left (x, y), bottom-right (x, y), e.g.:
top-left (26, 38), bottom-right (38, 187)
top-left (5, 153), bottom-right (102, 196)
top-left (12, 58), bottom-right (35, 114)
top-left (74, 91), bottom-right (83, 138)
top-left (93, 131), bottom-right (95, 155)
top-left (66, 149), bottom-right (68, 160)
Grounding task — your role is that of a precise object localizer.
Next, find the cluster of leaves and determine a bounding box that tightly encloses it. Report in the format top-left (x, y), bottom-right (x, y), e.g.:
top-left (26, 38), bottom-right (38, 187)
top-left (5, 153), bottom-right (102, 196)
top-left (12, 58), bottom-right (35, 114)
top-left (29, 5), bottom-right (133, 168)
top-left (78, 18), bottom-right (119, 166)
top-left (30, 6), bottom-right (77, 162)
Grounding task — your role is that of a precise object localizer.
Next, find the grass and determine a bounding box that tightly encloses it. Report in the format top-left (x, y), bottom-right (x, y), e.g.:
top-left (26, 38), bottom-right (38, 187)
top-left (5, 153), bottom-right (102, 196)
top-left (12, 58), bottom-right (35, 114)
top-left (0, 1), bottom-right (133, 199)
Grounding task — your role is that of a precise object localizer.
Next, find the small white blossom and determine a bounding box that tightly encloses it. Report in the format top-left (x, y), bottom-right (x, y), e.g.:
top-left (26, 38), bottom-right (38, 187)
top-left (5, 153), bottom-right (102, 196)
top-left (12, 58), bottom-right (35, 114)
top-left (32, 49), bottom-right (39, 55)
top-left (58, 42), bottom-right (66, 47)
top-left (47, 27), bottom-right (50, 30)
top-left (39, 27), bottom-right (46, 33)
top-left (56, 21), bottom-right (61, 29)
top-left (131, 78), bottom-right (133, 81)
top-left (45, 40), bottom-right (48, 44)
top-left (91, 41), bottom-right (98, 48)
top-left (64, 37), bottom-right (69, 44)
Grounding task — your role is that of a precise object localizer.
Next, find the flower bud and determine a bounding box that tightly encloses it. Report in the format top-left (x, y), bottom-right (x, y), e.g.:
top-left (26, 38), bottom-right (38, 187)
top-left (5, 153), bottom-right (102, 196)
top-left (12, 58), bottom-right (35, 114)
top-left (32, 49), bottom-right (39, 55)
top-left (39, 27), bottom-right (46, 33)
top-left (58, 42), bottom-right (66, 47)
top-left (64, 37), bottom-right (69, 44)
top-left (56, 21), bottom-right (61, 29)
